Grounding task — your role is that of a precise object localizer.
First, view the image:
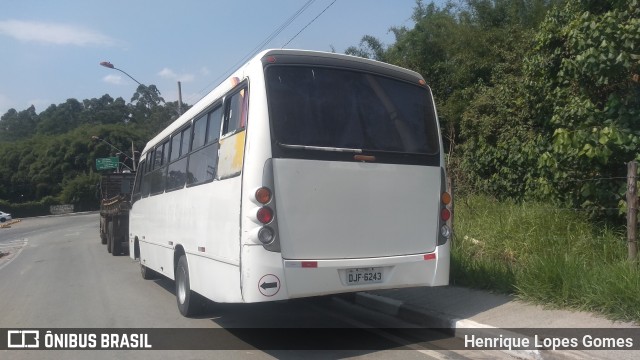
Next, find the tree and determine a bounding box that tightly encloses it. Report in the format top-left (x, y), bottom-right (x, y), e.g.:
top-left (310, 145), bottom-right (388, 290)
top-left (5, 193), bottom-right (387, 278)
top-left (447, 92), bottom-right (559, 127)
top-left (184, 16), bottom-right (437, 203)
top-left (524, 0), bottom-right (640, 216)
top-left (37, 99), bottom-right (84, 135)
top-left (0, 83), bottom-right (184, 207)
top-left (58, 171), bottom-right (101, 211)
top-left (82, 94), bottom-right (129, 125)
top-left (0, 105), bottom-right (39, 141)
top-left (130, 84), bottom-right (165, 112)
top-left (345, 35), bottom-right (387, 61)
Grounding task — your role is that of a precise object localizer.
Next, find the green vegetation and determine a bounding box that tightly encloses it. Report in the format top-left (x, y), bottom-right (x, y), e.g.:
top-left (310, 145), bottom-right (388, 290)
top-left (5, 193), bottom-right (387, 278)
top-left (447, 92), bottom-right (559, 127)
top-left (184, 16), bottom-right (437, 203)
top-left (0, 86), bottom-right (187, 216)
top-left (453, 195), bottom-right (640, 322)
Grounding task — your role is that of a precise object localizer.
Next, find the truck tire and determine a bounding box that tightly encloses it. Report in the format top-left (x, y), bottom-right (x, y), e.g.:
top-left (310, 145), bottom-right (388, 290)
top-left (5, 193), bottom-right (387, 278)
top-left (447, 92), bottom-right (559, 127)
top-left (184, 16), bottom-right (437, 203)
top-left (106, 220), bottom-right (113, 254)
top-left (110, 218), bottom-right (121, 256)
top-left (120, 216), bottom-right (130, 256)
top-left (175, 254), bottom-right (203, 317)
top-left (100, 218), bottom-right (107, 245)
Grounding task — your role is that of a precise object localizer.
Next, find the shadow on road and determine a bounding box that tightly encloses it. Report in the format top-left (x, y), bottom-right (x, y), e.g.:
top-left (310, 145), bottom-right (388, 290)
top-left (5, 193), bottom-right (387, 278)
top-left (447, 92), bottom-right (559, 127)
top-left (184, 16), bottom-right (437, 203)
top-left (148, 275), bottom-right (459, 355)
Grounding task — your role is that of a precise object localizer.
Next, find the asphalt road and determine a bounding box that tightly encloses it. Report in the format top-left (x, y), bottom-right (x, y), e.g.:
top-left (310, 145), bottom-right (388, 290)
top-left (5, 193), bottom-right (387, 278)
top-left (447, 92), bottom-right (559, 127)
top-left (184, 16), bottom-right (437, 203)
top-left (0, 214), bottom-right (510, 360)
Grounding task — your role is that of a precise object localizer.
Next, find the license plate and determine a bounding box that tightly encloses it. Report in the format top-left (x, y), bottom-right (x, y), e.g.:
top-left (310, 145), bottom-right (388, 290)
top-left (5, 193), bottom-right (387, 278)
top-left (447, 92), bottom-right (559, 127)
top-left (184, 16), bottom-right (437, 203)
top-left (346, 267), bottom-right (383, 285)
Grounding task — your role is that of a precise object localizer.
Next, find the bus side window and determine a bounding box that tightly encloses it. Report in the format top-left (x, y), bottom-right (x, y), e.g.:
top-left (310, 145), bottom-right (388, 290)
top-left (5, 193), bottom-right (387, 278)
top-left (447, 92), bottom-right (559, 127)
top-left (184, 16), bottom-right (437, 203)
top-left (150, 141), bottom-right (168, 195)
top-left (207, 106), bottom-right (223, 143)
top-left (187, 106), bottom-right (222, 186)
top-left (169, 132), bottom-right (181, 162)
top-left (192, 114), bottom-right (207, 150)
top-left (141, 152), bottom-right (152, 198)
top-left (180, 126), bottom-right (191, 157)
top-left (154, 143), bottom-right (165, 168)
top-left (166, 126), bottom-right (191, 191)
top-left (132, 159), bottom-right (145, 202)
top-left (223, 87), bottom-right (247, 136)
top-left (218, 88), bottom-right (247, 180)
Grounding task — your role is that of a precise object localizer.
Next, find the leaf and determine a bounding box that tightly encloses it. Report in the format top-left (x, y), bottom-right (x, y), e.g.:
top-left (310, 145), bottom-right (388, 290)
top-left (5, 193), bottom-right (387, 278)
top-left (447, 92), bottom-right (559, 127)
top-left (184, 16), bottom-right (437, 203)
top-left (599, 135), bottom-right (608, 145)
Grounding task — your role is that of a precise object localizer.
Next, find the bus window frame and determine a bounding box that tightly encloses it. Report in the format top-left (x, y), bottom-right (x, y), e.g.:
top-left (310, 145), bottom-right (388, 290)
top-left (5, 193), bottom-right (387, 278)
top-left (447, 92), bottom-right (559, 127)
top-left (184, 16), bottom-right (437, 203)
top-left (186, 102), bottom-right (223, 188)
top-left (149, 138), bottom-right (169, 196)
top-left (141, 152), bottom-right (153, 198)
top-left (131, 159), bottom-right (145, 203)
top-left (221, 82), bottom-right (248, 139)
top-left (165, 124), bottom-right (192, 193)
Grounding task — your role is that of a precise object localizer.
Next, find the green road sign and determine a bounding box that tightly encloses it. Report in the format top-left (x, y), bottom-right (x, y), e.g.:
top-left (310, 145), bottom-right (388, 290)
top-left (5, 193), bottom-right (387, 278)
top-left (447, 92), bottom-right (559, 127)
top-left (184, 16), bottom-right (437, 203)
top-left (96, 157), bottom-right (119, 170)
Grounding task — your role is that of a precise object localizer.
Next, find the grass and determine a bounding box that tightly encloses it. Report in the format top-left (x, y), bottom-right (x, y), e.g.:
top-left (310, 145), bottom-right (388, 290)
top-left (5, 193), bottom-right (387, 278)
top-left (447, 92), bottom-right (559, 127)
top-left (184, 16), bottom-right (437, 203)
top-left (451, 195), bottom-right (640, 323)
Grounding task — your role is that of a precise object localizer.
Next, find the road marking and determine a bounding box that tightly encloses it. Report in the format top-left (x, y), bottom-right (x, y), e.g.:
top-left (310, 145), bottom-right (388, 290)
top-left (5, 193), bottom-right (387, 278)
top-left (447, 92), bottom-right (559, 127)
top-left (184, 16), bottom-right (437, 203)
top-left (0, 240), bottom-right (27, 250)
top-left (0, 238), bottom-right (28, 246)
top-left (0, 238), bottom-right (29, 271)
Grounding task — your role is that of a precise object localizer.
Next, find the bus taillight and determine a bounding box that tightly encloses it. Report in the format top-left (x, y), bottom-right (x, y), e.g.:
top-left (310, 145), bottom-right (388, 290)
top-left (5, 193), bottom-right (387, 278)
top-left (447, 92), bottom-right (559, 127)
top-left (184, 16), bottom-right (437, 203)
top-left (439, 187), bottom-right (453, 243)
top-left (255, 187), bottom-right (272, 204)
top-left (257, 207), bottom-right (274, 224)
top-left (441, 192), bottom-right (452, 205)
top-left (441, 208), bottom-right (451, 222)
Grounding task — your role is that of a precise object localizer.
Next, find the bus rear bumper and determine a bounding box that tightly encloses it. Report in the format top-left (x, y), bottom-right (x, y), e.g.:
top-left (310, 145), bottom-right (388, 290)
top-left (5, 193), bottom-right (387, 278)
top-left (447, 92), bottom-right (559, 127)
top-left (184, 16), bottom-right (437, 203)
top-left (281, 246), bottom-right (450, 299)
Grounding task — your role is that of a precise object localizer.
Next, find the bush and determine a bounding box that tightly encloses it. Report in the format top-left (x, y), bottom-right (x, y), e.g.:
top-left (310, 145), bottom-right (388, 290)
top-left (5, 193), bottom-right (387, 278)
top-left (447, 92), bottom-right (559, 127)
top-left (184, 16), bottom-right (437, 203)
top-left (0, 196), bottom-right (61, 218)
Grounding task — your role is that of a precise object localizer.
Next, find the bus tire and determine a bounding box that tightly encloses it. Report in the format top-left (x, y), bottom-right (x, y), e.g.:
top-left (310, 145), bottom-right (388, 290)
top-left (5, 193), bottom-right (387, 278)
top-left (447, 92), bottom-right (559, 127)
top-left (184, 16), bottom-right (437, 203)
top-left (175, 254), bottom-right (202, 317)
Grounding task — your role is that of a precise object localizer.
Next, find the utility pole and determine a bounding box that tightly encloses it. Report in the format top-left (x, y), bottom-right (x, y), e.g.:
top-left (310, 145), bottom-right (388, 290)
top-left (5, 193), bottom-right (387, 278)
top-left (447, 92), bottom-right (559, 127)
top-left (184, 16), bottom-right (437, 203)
top-left (132, 141), bottom-right (137, 172)
top-left (178, 81), bottom-right (183, 115)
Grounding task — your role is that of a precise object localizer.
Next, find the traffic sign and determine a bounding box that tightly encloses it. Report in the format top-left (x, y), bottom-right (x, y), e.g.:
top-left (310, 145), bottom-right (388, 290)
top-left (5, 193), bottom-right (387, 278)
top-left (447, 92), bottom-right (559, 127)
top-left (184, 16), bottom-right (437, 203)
top-left (96, 157), bottom-right (119, 170)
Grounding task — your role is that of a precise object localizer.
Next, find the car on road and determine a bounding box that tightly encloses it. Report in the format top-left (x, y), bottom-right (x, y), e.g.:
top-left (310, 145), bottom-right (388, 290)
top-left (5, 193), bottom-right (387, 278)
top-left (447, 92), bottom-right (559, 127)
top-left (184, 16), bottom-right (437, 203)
top-left (0, 211), bottom-right (12, 223)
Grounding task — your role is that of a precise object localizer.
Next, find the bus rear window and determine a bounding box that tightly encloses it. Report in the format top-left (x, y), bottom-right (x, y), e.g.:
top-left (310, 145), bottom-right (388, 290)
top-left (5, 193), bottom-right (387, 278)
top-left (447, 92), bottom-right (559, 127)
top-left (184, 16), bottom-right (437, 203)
top-left (265, 66), bottom-right (440, 158)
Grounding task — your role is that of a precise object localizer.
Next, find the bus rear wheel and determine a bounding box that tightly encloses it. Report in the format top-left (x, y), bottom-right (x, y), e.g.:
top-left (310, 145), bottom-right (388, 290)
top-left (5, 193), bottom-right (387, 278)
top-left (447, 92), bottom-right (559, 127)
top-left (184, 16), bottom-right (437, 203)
top-left (175, 255), bottom-right (203, 317)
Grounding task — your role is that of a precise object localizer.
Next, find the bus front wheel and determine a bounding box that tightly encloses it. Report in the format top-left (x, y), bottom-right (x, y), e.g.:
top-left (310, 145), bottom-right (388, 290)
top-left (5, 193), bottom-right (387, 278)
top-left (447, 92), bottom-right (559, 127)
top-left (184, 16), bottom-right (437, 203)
top-left (175, 255), bottom-right (203, 317)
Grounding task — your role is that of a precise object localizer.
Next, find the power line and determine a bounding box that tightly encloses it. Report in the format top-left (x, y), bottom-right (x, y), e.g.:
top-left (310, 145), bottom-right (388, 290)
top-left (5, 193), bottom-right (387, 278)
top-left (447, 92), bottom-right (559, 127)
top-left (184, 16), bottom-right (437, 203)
top-left (282, 0), bottom-right (338, 48)
top-left (186, 0), bottom-right (317, 105)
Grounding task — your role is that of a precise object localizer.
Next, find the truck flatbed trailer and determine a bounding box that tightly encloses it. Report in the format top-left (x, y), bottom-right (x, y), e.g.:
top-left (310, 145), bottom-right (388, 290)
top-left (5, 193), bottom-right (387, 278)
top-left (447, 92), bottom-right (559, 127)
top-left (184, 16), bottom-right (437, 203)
top-left (99, 173), bottom-right (135, 256)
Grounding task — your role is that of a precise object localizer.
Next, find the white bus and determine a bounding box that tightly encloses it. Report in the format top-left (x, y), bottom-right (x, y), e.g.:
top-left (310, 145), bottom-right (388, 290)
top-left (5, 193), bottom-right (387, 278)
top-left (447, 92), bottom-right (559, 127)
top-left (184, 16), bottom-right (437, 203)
top-left (129, 49), bottom-right (452, 316)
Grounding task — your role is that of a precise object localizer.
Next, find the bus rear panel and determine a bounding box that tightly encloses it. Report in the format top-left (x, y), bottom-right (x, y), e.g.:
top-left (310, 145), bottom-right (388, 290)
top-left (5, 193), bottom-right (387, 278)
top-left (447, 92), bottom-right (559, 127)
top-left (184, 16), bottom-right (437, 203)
top-left (238, 51), bottom-right (450, 302)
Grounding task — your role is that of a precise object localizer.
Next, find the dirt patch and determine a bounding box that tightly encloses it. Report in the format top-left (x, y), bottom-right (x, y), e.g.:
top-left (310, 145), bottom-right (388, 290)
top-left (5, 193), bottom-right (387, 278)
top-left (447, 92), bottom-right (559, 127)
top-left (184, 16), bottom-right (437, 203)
top-left (0, 219), bottom-right (21, 228)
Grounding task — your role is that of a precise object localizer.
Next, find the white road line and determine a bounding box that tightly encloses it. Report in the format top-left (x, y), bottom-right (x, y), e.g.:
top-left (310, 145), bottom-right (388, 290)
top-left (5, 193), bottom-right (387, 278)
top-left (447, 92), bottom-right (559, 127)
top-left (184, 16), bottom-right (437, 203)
top-left (0, 238), bottom-right (29, 271)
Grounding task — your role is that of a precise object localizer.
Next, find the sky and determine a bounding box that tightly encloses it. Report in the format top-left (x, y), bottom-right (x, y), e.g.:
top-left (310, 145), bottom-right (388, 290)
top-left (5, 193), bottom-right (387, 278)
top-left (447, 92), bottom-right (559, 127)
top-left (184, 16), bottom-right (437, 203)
top-left (0, 0), bottom-right (430, 117)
